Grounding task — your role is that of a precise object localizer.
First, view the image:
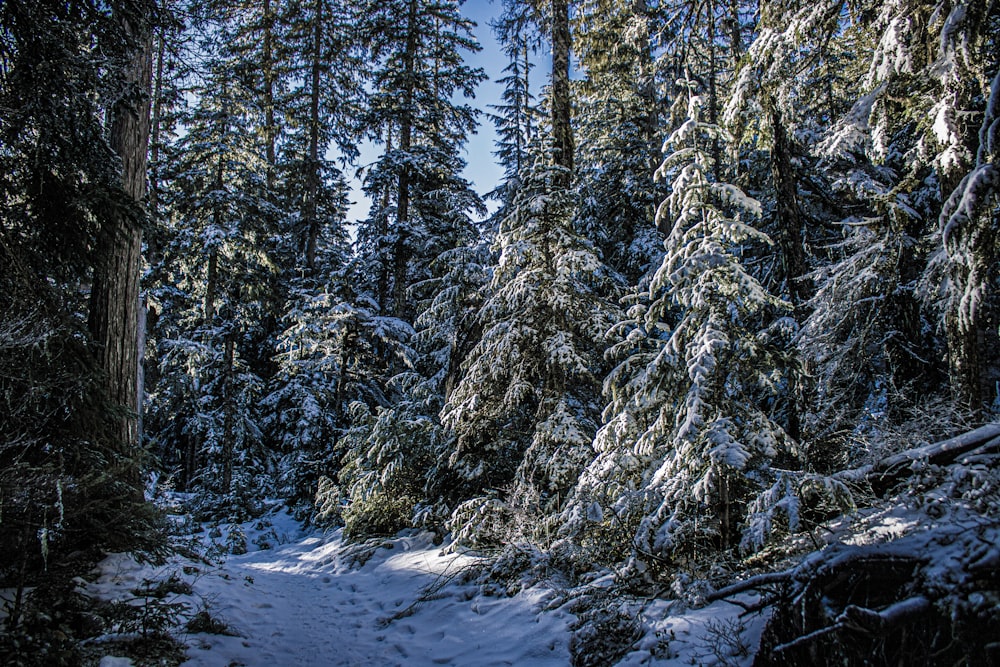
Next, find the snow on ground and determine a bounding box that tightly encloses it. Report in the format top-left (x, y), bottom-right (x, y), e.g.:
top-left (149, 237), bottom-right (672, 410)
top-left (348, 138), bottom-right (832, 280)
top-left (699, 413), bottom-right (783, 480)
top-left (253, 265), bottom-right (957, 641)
top-left (85, 506), bottom-right (771, 667)
top-left (88, 509), bottom-right (573, 667)
top-left (180, 532), bottom-right (571, 667)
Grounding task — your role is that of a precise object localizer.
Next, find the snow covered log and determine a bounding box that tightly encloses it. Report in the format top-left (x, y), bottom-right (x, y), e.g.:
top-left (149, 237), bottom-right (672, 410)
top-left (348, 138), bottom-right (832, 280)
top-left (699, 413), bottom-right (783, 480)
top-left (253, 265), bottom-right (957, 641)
top-left (869, 422), bottom-right (1000, 493)
top-left (746, 515), bottom-right (1000, 666)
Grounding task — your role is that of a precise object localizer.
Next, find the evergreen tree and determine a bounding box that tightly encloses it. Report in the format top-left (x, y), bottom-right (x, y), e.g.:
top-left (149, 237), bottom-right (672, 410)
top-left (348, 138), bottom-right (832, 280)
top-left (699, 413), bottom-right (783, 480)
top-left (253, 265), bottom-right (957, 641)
top-left (1, 0), bottom-right (163, 611)
top-left (147, 19), bottom-right (276, 506)
top-left (355, 0), bottom-right (486, 320)
top-left (573, 0), bottom-right (662, 283)
top-left (562, 87), bottom-right (796, 566)
top-left (267, 261), bottom-right (415, 516)
top-left (488, 0), bottom-right (543, 203)
top-left (336, 0), bottom-right (488, 534)
top-left (442, 147), bottom-right (621, 546)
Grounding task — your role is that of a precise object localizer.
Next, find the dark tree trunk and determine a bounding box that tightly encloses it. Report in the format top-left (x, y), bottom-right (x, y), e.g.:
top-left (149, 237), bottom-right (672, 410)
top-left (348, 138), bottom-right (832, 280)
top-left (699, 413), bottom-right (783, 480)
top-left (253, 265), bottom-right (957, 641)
top-left (149, 28), bottom-right (165, 222)
top-left (205, 156), bottom-right (224, 322)
top-left (378, 129), bottom-right (394, 315)
top-left (263, 0), bottom-right (277, 193)
top-left (708, 2), bottom-right (722, 178)
top-left (220, 332), bottom-right (236, 494)
top-left (393, 0), bottom-right (420, 319)
top-left (551, 0), bottom-right (573, 182)
top-left (765, 95), bottom-right (809, 443)
top-left (765, 95), bottom-right (810, 308)
top-left (88, 7), bottom-right (153, 496)
top-left (304, 0), bottom-right (324, 272)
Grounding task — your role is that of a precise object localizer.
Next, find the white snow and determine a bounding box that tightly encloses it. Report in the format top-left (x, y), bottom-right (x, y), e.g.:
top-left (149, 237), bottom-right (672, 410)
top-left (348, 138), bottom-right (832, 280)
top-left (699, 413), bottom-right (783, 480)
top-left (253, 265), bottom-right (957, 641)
top-left (79, 506), bottom-right (779, 667)
top-left (86, 511), bottom-right (576, 667)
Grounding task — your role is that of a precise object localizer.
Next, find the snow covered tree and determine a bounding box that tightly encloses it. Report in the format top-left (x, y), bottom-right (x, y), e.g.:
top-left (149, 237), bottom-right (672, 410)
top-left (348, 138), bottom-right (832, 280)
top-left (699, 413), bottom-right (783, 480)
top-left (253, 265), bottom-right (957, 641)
top-left (146, 21), bottom-right (277, 505)
top-left (354, 0), bottom-right (485, 320)
top-left (276, 0), bottom-right (362, 273)
top-left (573, 0), bottom-right (663, 283)
top-left (440, 146), bottom-right (621, 546)
top-left (562, 87), bottom-right (796, 566)
top-left (915, 0), bottom-right (1000, 412)
top-left (266, 261), bottom-right (415, 516)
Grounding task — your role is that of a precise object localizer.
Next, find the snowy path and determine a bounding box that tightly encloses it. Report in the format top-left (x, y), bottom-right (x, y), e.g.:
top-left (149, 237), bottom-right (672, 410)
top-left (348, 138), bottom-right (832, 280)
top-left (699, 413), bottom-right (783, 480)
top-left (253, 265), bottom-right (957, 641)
top-left (175, 530), bottom-right (573, 667)
top-left (91, 514), bottom-right (767, 666)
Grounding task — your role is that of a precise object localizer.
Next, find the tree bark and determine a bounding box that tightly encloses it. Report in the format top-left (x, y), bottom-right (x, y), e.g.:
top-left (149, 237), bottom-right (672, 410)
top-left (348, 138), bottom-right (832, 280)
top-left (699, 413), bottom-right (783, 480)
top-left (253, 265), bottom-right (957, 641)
top-left (263, 0), bottom-right (277, 193)
top-left (304, 0), bottom-right (324, 272)
top-left (393, 0), bottom-right (420, 319)
top-left (220, 332), bottom-right (236, 494)
top-left (551, 0), bottom-right (573, 183)
top-left (89, 6), bottom-right (153, 496)
top-left (765, 95), bottom-right (809, 308)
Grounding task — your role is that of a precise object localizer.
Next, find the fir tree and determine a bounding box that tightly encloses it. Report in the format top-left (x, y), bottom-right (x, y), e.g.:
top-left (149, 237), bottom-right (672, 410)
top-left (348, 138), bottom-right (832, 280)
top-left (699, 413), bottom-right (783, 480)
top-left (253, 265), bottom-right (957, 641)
top-left (573, 0), bottom-right (663, 283)
top-left (563, 87), bottom-right (796, 566)
top-left (442, 146), bottom-right (621, 546)
top-left (147, 19), bottom-right (276, 505)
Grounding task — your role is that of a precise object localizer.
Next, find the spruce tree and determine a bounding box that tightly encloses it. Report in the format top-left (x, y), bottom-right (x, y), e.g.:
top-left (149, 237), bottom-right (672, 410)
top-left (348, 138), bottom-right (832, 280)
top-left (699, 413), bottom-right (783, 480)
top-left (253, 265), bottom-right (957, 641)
top-left (147, 19), bottom-right (275, 507)
top-left (562, 86), bottom-right (795, 566)
top-left (573, 0), bottom-right (662, 283)
top-left (441, 145), bottom-right (621, 546)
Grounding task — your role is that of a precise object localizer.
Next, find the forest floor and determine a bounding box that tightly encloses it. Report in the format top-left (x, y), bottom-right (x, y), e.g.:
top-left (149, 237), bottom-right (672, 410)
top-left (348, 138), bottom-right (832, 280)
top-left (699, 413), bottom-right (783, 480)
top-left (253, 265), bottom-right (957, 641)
top-left (84, 504), bottom-right (763, 667)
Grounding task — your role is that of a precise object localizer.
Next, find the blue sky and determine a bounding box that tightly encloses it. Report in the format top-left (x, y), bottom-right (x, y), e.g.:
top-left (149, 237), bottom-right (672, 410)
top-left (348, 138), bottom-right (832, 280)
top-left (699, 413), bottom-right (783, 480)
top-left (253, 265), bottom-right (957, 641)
top-left (345, 0), bottom-right (516, 225)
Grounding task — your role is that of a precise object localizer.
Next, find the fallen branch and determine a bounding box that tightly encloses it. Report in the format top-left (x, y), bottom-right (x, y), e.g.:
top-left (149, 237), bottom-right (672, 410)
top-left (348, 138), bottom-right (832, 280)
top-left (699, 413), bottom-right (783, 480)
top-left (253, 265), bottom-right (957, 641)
top-left (870, 423), bottom-right (1000, 493)
top-left (705, 569), bottom-right (793, 603)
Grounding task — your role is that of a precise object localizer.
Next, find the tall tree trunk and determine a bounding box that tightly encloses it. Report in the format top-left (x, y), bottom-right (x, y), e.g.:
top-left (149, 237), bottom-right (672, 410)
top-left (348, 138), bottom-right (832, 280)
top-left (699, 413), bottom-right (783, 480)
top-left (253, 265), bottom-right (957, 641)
top-left (378, 128), bottom-right (394, 315)
top-left (149, 28), bottom-right (165, 222)
top-left (220, 332), bottom-right (236, 494)
top-left (304, 0), bottom-right (324, 272)
top-left (394, 0), bottom-right (420, 319)
top-left (765, 94), bottom-right (809, 442)
top-left (551, 0), bottom-right (573, 182)
top-left (88, 6), bottom-right (153, 496)
top-left (708, 3), bottom-right (722, 177)
top-left (204, 155), bottom-right (225, 322)
top-left (632, 0), bottom-right (657, 175)
top-left (263, 0), bottom-right (277, 193)
top-left (765, 94), bottom-right (809, 308)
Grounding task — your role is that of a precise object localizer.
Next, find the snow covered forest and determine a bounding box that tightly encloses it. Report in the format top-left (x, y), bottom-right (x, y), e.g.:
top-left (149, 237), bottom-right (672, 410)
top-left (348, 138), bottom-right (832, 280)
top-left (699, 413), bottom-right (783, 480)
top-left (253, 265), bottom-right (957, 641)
top-left (2, 0), bottom-right (1000, 664)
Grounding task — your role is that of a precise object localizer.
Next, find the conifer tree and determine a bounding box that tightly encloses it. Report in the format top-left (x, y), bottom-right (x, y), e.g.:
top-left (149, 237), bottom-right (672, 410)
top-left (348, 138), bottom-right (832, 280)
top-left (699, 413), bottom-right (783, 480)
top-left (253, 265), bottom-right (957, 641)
top-left (336, 0), bottom-right (488, 534)
top-left (355, 0), bottom-right (485, 320)
top-left (562, 87), bottom-right (796, 565)
top-left (147, 20), bottom-right (276, 505)
top-left (441, 146), bottom-right (621, 545)
top-left (1, 0), bottom-right (163, 595)
top-left (573, 0), bottom-right (662, 283)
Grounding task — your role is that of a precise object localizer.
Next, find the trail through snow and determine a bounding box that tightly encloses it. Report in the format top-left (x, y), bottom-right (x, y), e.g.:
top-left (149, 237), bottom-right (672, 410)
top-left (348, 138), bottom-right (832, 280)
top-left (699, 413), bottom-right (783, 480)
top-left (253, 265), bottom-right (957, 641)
top-left (91, 515), bottom-right (574, 667)
top-left (181, 531), bottom-right (569, 667)
top-left (89, 508), bottom-right (767, 666)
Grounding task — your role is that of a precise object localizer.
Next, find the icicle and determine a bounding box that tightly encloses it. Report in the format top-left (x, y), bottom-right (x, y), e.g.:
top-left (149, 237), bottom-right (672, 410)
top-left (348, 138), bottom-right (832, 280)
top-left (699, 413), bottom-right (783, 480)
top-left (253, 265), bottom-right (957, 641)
top-left (56, 478), bottom-right (65, 530)
top-left (38, 510), bottom-right (49, 571)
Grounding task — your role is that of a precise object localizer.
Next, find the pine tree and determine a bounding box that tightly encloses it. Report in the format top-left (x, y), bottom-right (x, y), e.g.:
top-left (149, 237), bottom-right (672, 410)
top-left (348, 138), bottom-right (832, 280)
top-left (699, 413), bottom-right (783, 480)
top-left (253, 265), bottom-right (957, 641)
top-left (562, 87), bottom-right (796, 566)
top-left (1, 0), bottom-right (163, 603)
top-left (441, 146), bottom-right (621, 546)
top-left (266, 261), bottom-right (415, 516)
top-left (355, 0), bottom-right (485, 320)
top-left (488, 0), bottom-right (543, 202)
top-left (573, 0), bottom-right (663, 283)
top-left (146, 18), bottom-right (276, 506)
top-left (334, 0), bottom-right (489, 535)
